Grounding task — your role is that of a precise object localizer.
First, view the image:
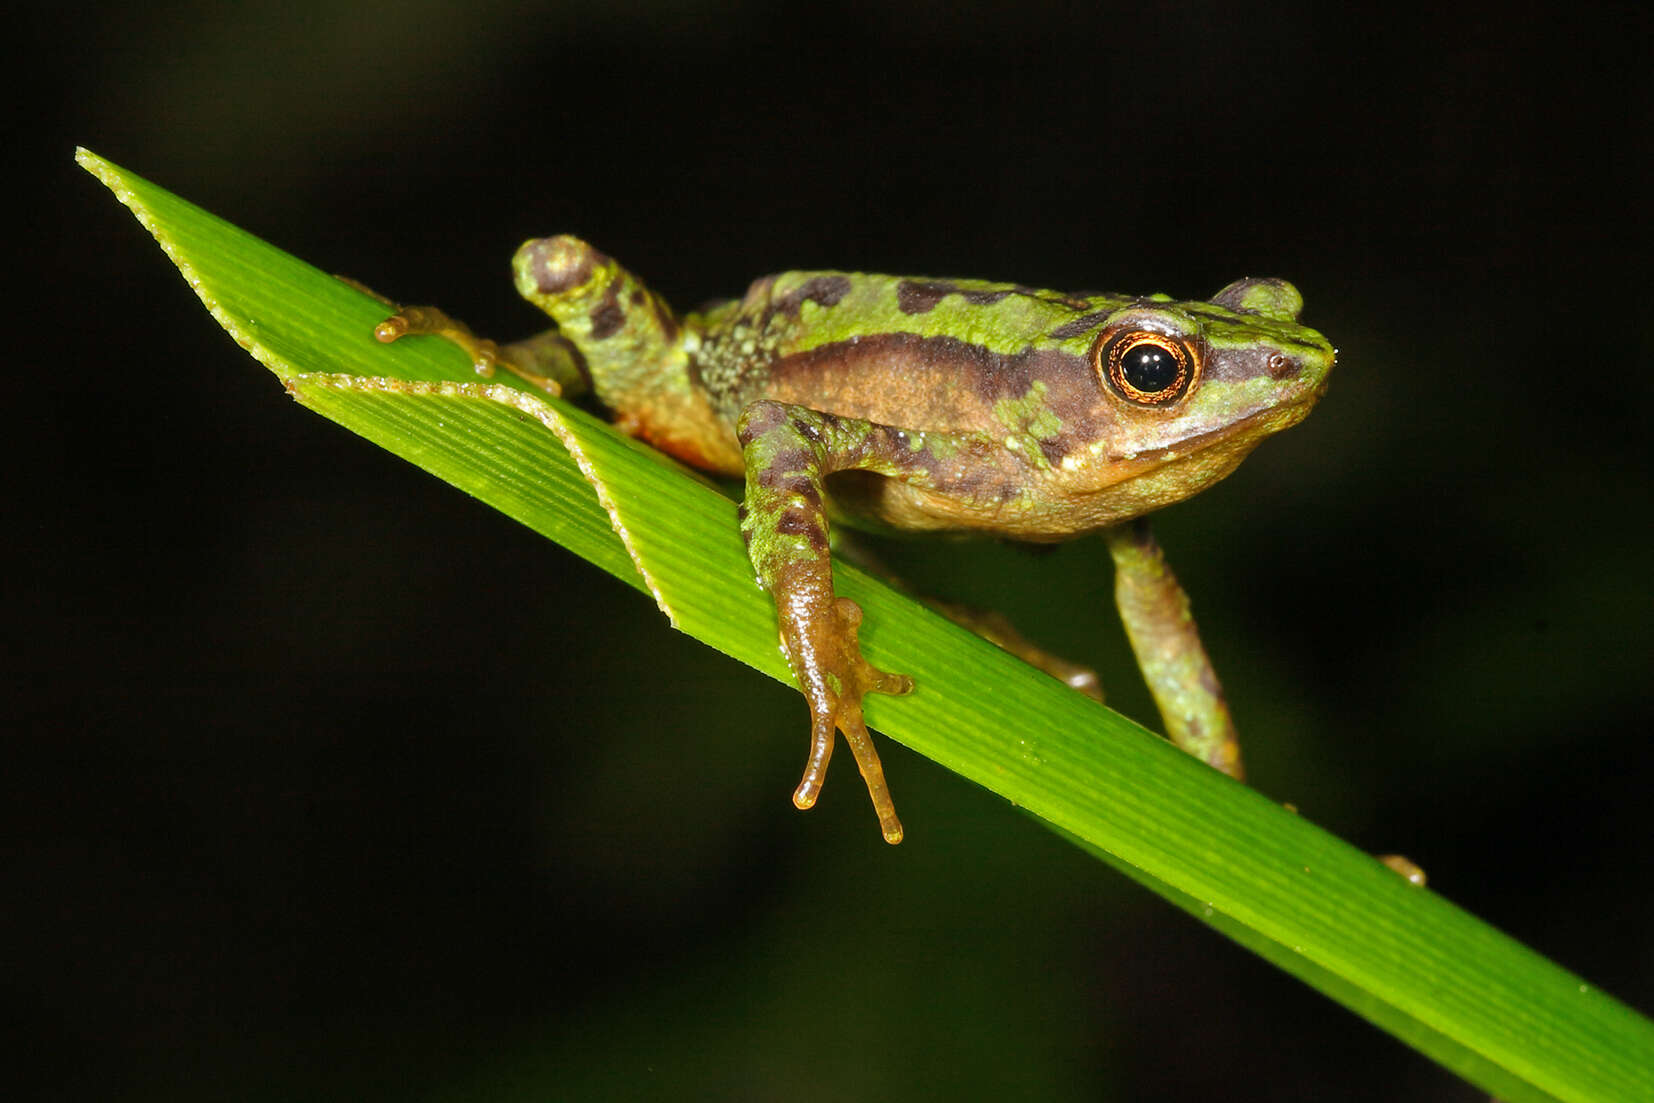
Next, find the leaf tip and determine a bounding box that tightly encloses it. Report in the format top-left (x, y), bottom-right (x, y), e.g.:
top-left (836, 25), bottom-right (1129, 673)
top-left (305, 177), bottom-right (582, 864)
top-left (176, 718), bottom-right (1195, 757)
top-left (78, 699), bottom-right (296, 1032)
top-left (76, 145), bottom-right (114, 183)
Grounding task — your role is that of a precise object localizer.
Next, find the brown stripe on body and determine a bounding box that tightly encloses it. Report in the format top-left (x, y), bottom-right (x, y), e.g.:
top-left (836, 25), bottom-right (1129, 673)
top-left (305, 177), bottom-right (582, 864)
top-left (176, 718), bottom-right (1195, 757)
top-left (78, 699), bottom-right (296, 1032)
top-left (746, 332), bottom-right (1102, 438)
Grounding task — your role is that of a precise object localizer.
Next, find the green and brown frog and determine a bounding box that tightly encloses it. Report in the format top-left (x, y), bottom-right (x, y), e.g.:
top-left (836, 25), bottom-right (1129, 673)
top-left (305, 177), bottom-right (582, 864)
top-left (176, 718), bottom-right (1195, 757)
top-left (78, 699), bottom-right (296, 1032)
top-left (375, 236), bottom-right (1335, 843)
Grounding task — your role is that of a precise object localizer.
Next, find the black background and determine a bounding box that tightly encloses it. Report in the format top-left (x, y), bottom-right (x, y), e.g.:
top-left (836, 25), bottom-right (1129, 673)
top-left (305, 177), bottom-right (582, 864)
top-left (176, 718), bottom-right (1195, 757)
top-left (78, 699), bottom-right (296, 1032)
top-left (15, 1), bottom-right (1653, 1099)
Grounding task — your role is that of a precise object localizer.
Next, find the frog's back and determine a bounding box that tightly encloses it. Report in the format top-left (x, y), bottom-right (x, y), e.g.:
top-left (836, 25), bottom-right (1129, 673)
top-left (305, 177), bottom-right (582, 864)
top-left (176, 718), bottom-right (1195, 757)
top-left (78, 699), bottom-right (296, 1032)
top-left (692, 270), bottom-right (1125, 436)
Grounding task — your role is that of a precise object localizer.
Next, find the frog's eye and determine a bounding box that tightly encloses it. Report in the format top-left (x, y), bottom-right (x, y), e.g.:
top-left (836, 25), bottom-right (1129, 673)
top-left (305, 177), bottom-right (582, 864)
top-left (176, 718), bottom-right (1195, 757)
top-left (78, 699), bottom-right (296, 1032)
top-left (1096, 330), bottom-right (1198, 406)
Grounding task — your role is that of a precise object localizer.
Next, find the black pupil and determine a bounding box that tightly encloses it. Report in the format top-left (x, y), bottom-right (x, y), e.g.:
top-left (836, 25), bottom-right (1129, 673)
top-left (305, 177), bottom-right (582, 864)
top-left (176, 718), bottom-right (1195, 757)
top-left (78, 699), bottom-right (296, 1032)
top-left (1121, 342), bottom-right (1180, 394)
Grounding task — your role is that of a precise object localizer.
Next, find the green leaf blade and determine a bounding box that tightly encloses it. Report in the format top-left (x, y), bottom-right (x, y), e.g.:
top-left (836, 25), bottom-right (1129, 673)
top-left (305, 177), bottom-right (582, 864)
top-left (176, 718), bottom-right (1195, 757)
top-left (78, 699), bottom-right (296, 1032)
top-left (79, 146), bottom-right (1654, 1103)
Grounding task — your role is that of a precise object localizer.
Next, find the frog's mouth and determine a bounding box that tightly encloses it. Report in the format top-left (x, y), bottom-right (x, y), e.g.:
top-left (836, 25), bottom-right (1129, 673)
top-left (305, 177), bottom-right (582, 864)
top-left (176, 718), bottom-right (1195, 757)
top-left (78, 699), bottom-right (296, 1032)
top-left (1066, 395), bottom-right (1322, 523)
top-left (1114, 394), bottom-right (1320, 470)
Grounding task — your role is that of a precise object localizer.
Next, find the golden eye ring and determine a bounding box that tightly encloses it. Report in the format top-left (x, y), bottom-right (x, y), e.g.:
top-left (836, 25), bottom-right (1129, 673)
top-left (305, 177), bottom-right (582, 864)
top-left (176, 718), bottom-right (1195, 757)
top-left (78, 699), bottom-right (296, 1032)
top-left (1095, 329), bottom-right (1198, 407)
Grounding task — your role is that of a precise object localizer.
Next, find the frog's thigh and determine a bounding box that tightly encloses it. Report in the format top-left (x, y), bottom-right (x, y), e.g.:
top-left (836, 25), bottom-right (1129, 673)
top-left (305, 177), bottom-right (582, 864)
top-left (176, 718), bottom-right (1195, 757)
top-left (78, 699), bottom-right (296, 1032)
top-left (1105, 519), bottom-right (1244, 780)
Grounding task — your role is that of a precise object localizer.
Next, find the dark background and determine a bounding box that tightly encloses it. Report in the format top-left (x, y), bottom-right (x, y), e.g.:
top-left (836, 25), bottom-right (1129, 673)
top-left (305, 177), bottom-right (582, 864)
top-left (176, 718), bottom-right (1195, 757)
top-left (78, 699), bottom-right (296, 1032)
top-left (15, 1), bottom-right (1652, 1098)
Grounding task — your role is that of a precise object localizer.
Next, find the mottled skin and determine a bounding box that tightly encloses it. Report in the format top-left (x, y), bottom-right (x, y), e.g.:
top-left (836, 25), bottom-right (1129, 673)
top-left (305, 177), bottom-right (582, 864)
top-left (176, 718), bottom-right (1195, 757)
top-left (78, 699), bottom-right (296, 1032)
top-left (374, 236), bottom-right (1335, 843)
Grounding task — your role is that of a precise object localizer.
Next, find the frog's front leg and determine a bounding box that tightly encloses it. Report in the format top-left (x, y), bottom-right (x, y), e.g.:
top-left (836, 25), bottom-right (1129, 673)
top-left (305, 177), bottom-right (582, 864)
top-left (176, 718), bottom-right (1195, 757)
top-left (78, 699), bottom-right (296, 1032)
top-left (736, 400), bottom-right (918, 843)
top-left (1105, 519), bottom-right (1244, 779)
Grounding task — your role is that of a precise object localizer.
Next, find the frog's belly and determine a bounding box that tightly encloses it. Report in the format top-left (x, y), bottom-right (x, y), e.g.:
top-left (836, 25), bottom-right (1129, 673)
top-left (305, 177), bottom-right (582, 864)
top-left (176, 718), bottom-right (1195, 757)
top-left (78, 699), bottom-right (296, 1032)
top-left (825, 469), bottom-right (1113, 542)
top-left (824, 432), bottom-right (1264, 542)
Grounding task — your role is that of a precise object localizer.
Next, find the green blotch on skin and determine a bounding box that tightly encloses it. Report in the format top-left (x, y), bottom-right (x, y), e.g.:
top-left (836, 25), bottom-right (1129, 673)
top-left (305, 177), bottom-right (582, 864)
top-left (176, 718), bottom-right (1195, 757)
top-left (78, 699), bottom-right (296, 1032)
top-left (992, 381), bottom-right (1066, 471)
top-left (990, 382), bottom-right (1068, 471)
top-left (1026, 406), bottom-right (1062, 440)
top-left (994, 381), bottom-right (1063, 437)
top-left (921, 434), bottom-right (964, 462)
top-left (784, 275), bottom-right (1120, 359)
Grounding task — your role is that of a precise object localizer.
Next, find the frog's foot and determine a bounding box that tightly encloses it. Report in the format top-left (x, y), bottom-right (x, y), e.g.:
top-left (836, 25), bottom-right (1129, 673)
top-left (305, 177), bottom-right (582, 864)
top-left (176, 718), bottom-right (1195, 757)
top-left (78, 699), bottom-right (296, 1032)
top-left (1377, 853), bottom-right (1428, 887)
top-left (372, 305), bottom-right (515, 381)
top-left (927, 600), bottom-right (1103, 702)
top-left (371, 305), bottom-right (575, 397)
top-left (790, 597), bottom-right (914, 844)
top-left (1284, 805), bottom-right (1428, 886)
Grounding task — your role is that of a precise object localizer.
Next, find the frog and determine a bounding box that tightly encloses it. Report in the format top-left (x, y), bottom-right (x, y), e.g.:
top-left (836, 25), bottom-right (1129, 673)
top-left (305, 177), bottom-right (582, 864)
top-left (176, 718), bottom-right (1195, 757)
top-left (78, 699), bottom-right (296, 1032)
top-left (372, 235), bottom-right (1336, 844)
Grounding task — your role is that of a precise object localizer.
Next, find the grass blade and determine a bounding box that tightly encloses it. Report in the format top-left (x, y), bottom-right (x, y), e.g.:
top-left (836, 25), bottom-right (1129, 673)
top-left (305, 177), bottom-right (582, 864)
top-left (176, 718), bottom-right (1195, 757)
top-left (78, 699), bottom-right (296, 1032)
top-left (79, 146), bottom-right (1654, 1103)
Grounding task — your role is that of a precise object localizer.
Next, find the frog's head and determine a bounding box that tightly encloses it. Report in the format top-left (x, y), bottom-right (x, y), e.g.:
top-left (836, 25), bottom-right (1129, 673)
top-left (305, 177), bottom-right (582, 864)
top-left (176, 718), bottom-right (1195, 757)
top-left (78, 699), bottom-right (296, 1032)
top-left (1054, 277), bottom-right (1335, 522)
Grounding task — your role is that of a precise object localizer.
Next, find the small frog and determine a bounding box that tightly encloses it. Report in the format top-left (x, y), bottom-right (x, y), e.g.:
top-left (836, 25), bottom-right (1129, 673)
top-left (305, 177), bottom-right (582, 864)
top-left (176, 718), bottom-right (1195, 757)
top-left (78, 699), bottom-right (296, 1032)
top-left (375, 237), bottom-right (1335, 843)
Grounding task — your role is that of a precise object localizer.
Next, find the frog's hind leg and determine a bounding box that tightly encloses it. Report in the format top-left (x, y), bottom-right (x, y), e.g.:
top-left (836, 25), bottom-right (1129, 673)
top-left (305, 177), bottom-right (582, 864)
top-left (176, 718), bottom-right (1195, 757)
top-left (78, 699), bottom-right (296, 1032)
top-left (927, 600), bottom-right (1104, 702)
top-left (831, 532), bottom-right (1104, 702)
